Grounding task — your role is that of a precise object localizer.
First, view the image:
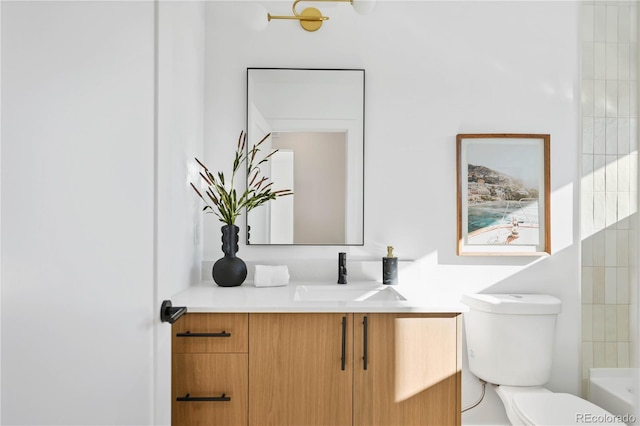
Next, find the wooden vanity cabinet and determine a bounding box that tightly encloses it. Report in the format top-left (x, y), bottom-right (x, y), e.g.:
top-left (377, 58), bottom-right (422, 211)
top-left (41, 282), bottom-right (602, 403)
top-left (171, 313), bottom-right (248, 426)
top-left (171, 312), bottom-right (460, 426)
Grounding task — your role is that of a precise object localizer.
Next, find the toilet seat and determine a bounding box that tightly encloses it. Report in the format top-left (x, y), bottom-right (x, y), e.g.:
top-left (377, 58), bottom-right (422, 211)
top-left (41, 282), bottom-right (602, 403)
top-left (513, 392), bottom-right (626, 426)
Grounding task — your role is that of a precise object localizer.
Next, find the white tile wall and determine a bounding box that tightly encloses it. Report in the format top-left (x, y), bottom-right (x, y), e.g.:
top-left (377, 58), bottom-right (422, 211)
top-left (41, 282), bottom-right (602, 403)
top-left (581, 0), bottom-right (639, 398)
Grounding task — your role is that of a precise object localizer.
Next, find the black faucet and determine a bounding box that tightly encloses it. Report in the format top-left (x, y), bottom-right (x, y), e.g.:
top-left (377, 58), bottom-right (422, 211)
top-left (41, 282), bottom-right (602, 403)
top-left (337, 252), bottom-right (347, 284)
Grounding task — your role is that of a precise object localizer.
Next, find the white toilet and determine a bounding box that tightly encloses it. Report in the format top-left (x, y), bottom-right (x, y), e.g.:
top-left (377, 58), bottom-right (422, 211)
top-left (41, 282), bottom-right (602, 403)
top-left (462, 293), bottom-right (626, 426)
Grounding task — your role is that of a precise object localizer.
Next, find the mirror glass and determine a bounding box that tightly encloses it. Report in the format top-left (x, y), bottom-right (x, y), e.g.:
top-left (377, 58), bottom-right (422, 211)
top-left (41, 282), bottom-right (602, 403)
top-left (246, 68), bottom-right (364, 245)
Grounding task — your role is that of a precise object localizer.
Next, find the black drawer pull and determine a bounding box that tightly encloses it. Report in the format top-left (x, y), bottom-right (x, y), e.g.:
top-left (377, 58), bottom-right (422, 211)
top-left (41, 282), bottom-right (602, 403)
top-left (176, 331), bottom-right (231, 338)
top-left (177, 393), bottom-right (231, 402)
top-left (363, 316), bottom-right (368, 370)
top-left (341, 316), bottom-right (347, 371)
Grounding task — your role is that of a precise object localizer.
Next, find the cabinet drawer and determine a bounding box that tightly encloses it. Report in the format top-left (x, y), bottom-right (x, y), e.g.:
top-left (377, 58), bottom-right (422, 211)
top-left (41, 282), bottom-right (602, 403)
top-left (173, 313), bottom-right (248, 353)
top-left (172, 353), bottom-right (248, 426)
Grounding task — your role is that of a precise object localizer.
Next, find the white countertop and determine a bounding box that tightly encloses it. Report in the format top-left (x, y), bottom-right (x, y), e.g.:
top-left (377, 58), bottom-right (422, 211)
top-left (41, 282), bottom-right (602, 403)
top-left (171, 280), bottom-right (468, 313)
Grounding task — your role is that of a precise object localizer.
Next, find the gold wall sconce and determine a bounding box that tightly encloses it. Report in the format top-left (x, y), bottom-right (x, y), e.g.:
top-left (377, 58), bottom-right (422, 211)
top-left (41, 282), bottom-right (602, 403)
top-left (268, 0), bottom-right (376, 32)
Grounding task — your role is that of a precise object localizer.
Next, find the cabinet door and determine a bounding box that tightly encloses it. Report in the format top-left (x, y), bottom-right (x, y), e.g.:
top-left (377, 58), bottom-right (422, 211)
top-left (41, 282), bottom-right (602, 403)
top-left (249, 313), bottom-right (353, 426)
top-left (172, 353), bottom-right (248, 426)
top-left (353, 313), bottom-right (461, 426)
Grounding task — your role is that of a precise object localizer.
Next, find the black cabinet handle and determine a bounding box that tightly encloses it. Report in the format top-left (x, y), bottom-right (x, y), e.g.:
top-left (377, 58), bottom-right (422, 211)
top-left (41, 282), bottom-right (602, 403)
top-left (341, 316), bottom-right (347, 371)
top-left (362, 316), bottom-right (368, 370)
top-left (176, 331), bottom-right (231, 338)
top-left (176, 393), bottom-right (231, 402)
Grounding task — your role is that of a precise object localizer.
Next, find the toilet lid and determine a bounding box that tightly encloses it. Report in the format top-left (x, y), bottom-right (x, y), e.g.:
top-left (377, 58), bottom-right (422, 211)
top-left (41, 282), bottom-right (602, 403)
top-left (513, 393), bottom-right (626, 426)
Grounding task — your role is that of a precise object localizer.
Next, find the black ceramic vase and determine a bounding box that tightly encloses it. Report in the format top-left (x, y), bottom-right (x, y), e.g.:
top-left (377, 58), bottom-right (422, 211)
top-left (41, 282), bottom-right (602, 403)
top-left (212, 225), bottom-right (247, 287)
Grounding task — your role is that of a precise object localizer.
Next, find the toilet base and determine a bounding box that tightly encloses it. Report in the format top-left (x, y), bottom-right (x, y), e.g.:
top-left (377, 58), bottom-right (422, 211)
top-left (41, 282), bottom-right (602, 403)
top-left (495, 385), bottom-right (551, 425)
top-left (495, 385), bottom-right (626, 426)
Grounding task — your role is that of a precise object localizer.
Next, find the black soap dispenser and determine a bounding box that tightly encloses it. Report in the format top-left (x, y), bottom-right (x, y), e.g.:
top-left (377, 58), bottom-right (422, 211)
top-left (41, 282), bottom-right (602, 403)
top-left (382, 246), bottom-right (398, 285)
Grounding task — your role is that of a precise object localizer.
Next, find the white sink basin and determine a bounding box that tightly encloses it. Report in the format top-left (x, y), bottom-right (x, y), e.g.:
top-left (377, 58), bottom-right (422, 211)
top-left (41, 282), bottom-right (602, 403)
top-left (294, 285), bottom-right (406, 302)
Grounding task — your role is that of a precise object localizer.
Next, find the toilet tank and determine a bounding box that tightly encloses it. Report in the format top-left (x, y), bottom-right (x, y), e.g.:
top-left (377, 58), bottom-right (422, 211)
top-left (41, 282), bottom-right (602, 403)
top-left (462, 293), bottom-right (562, 386)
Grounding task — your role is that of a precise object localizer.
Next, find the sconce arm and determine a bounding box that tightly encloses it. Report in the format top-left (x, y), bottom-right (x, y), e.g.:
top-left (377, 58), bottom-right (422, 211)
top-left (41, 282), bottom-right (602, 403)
top-left (267, 13), bottom-right (328, 22)
top-left (267, 0), bottom-right (365, 32)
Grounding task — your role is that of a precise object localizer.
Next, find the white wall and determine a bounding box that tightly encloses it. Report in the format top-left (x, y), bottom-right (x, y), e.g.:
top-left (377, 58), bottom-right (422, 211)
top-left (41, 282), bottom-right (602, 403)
top-left (1, 1), bottom-right (205, 424)
top-left (204, 2), bottom-right (580, 424)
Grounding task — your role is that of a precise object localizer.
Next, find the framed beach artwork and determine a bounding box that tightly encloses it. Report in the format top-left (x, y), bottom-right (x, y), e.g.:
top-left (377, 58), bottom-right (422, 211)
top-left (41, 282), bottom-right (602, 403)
top-left (456, 134), bottom-right (551, 256)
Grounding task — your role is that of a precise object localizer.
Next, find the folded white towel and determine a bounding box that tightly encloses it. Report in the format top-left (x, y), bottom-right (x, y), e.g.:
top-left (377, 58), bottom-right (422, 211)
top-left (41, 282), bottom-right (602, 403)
top-left (254, 265), bottom-right (290, 287)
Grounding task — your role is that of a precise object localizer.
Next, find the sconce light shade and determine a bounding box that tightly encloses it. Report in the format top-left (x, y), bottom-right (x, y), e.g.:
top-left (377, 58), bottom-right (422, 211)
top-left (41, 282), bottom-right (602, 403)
top-left (351, 0), bottom-right (376, 15)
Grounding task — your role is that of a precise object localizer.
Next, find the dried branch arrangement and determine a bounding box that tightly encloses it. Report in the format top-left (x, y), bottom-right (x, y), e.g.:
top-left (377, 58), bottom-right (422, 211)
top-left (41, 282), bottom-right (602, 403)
top-left (191, 131), bottom-right (293, 225)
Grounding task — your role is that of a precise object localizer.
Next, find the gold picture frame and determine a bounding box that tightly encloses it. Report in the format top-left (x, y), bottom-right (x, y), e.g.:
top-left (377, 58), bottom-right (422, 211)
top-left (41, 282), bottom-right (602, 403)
top-left (456, 134), bottom-right (551, 256)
